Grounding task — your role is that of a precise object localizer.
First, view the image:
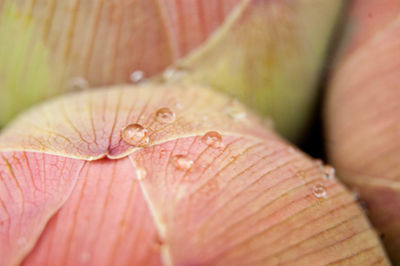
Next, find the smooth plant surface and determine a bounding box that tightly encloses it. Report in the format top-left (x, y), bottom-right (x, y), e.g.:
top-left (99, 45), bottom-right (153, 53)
top-left (0, 85), bottom-right (389, 265)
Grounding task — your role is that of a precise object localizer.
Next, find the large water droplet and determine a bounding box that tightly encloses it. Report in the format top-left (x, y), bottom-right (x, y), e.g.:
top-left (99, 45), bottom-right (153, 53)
top-left (69, 77), bottom-right (89, 90)
top-left (202, 131), bottom-right (223, 148)
top-left (121, 124), bottom-right (150, 147)
top-left (136, 167), bottom-right (147, 181)
top-left (171, 155), bottom-right (193, 170)
top-left (130, 70), bottom-right (145, 83)
top-left (156, 107), bottom-right (175, 123)
top-left (312, 183), bottom-right (327, 198)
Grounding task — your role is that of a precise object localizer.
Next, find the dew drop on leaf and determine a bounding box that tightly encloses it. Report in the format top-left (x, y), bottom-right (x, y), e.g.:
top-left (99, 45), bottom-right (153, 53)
top-left (201, 131), bottom-right (223, 148)
top-left (121, 123), bottom-right (150, 147)
top-left (155, 107), bottom-right (176, 123)
top-left (312, 183), bottom-right (327, 198)
top-left (171, 155), bottom-right (193, 170)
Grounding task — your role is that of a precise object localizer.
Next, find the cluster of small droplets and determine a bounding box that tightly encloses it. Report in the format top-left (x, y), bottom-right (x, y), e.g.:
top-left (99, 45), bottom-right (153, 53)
top-left (68, 77), bottom-right (89, 90)
top-left (171, 155), bottom-right (193, 170)
top-left (201, 131), bottom-right (224, 149)
top-left (155, 107), bottom-right (176, 123)
top-left (135, 167), bottom-right (147, 181)
top-left (121, 123), bottom-right (150, 147)
top-left (224, 99), bottom-right (247, 121)
top-left (130, 70), bottom-right (145, 83)
top-left (312, 183), bottom-right (327, 198)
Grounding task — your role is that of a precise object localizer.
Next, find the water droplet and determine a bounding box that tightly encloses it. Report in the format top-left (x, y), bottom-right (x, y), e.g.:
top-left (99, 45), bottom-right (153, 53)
top-left (163, 66), bottom-right (188, 81)
top-left (288, 147), bottom-right (296, 154)
top-left (69, 77), bottom-right (89, 90)
top-left (156, 107), bottom-right (175, 123)
top-left (224, 99), bottom-right (246, 121)
top-left (201, 131), bottom-right (223, 148)
top-left (171, 155), bottom-right (193, 170)
top-left (121, 124), bottom-right (150, 147)
top-left (130, 70), bottom-right (145, 83)
top-left (314, 159), bottom-right (323, 167)
top-left (352, 190), bottom-right (360, 201)
top-left (312, 184), bottom-right (327, 198)
top-left (135, 167), bottom-right (147, 181)
top-left (88, 156), bottom-right (95, 161)
top-left (173, 102), bottom-right (182, 110)
top-left (322, 165), bottom-right (335, 180)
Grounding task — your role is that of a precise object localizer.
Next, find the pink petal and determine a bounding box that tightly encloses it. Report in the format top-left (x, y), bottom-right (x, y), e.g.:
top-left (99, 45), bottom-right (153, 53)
top-left (22, 157), bottom-right (161, 266)
top-left (326, 3), bottom-right (400, 262)
top-left (128, 135), bottom-right (387, 265)
top-left (0, 85), bottom-right (273, 160)
top-left (0, 152), bottom-right (83, 266)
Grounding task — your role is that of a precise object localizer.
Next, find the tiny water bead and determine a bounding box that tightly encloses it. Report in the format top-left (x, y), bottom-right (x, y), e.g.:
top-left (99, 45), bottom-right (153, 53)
top-left (155, 107), bottom-right (176, 123)
top-left (312, 183), bottom-right (327, 198)
top-left (322, 165), bottom-right (335, 180)
top-left (201, 131), bottom-right (223, 148)
top-left (352, 190), bottom-right (360, 201)
top-left (130, 70), bottom-right (145, 83)
top-left (288, 146), bottom-right (296, 154)
top-left (224, 99), bottom-right (247, 121)
top-left (68, 77), bottom-right (89, 90)
top-left (314, 159), bottom-right (323, 167)
top-left (135, 167), bottom-right (147, 181)
top-left (162, 66), bottom-right (188, 81)
top-left (175, 102), bottom-right (183, 110)
top-left (121, 123), bottom-right (150, 147)
top-left (171, 155), bottom-right (193, 170)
